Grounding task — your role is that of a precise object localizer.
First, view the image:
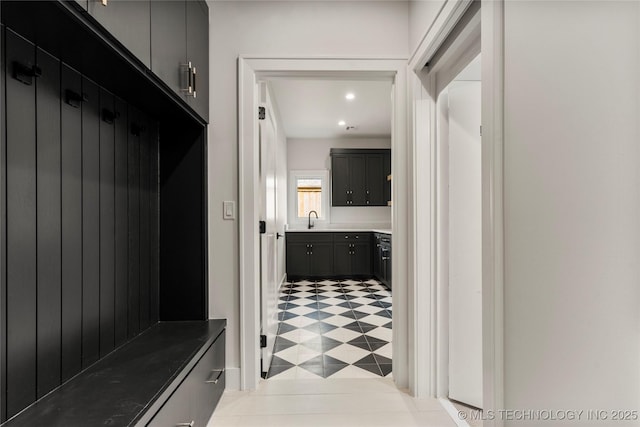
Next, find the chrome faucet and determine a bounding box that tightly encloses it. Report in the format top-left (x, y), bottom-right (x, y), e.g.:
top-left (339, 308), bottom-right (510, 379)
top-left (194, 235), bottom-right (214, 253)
top-left (308, 210), bottom-right (318, 229)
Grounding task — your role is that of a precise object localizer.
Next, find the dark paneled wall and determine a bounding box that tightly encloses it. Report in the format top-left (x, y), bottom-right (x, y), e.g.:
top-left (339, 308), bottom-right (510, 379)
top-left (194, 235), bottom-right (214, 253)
top-left (1, 28), bottom-right (160, 421)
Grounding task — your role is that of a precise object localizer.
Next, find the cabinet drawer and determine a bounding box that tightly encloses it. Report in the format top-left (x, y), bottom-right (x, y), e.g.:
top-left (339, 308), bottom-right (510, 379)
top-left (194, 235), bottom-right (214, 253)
top-left (286, 232), bottom-right (333, 243)
top-left (334, 232), bottom-right (371, 242)
top-left (148, 331), bottom-right (225, 427)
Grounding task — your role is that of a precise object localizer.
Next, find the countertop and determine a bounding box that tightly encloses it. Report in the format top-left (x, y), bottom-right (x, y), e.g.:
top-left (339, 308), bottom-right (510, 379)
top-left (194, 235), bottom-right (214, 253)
top-left (286, 228), bottom-right (392, 235)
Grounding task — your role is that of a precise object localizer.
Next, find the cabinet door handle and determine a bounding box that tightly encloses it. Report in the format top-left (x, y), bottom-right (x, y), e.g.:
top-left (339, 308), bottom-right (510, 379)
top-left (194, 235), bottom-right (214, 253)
top-left (382, 257), bottom-right (390, 260)
top-left (182, 61), bottom-right (193, 94)
top-left (206, 369), bottom-right (224, 384)
top-left (192, 66), bottom-right (197, 98)
top-left (176, 422), bottom-right (194, 427)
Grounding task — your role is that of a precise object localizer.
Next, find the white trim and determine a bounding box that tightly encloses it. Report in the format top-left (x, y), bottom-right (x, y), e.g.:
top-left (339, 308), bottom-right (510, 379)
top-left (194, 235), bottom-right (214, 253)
top-left (239, 57), bottom-right (408, 391)
top-left (439, 398), bottom-right (472, 427)
top-left (408, 0), bottom-right (475, 71)
top-left (288, 169), bottom-right (331, 227)
top-left (481, 1), bottom-right (505, 426)
top-left (408, 0), bottom-right (504, 414)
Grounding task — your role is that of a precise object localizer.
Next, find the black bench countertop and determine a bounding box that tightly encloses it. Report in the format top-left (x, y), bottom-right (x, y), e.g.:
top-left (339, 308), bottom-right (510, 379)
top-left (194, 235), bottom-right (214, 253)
top-left (2, 320), bottom-right (226, 427)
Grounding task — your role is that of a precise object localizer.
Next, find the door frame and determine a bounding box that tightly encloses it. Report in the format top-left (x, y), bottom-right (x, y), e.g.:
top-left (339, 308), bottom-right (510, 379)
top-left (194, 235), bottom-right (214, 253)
top-left (238, 57), bottom-right (409, 391)
top-left (407, 0), bottom-right (505, 423)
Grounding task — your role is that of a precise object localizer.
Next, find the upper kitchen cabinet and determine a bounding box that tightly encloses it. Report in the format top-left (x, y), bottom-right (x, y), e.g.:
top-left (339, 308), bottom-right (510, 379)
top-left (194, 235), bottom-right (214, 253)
top-left (88, 0), bottom-right (151, 67)
top-left (151, 0), bottom-right (209, 121)
top-left (330, 148), bottom-right (391, 207)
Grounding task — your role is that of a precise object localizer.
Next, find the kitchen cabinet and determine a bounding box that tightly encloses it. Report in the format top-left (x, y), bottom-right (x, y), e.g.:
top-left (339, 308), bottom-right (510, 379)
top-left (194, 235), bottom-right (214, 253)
top-left (88, 0), bottom-right (151, 67)
top-left (151, 0), bottom-right (209, 121)
top-left (330, 149), bottom-right (391, 207)
top-left (374, 233), bottom-right (392, 289)
top-left (333, 233), bottom-right (371, 276)
top-left (286, 232), bottom-right (373, 279)
top-left (286, 233), bottom-right (334, 279)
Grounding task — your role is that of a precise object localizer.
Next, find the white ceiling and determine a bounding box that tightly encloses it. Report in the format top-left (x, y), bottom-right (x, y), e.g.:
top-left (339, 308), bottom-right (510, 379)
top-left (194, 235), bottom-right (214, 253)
top-left (268, 79), bottom-right (392, 139)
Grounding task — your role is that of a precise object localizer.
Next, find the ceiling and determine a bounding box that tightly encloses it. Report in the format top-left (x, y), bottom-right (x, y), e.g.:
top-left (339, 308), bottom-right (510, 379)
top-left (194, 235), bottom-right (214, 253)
top-left (268, 79), bottom-right (392, 139)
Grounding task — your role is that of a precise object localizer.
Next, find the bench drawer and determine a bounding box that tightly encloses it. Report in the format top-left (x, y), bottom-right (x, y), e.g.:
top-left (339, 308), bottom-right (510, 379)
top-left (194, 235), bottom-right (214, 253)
top-left (148, 331), bottom-right (225, 427)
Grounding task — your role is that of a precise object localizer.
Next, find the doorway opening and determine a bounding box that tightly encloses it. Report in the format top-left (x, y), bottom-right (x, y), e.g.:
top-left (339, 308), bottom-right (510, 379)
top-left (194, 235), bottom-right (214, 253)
top-left (411, 0), bottom-right (485, 417)
top-left (258, 77), bottom-right (394, 380)
top-left (238, 58), bottom-right (409, 391)
top-left (438, 55), bottom-right (482, 412)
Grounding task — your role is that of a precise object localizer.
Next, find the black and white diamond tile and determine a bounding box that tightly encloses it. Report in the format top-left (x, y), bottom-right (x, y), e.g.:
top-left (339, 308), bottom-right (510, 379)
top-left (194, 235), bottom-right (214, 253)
top-left (267, 279), bottom-right (393, 380)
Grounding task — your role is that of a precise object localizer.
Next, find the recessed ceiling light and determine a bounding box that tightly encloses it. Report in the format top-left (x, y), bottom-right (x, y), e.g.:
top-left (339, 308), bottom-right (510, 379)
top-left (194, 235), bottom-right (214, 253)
top-left (338, 120), bottom-right (346, 126)
top-left (345, 93), bottom-right (355, 100)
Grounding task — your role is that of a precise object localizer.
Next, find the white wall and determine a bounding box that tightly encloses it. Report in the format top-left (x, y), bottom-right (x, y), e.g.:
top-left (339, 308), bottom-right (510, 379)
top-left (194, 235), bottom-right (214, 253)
top-left (208, 0), bottom-right (408, 383)
top-left (287, 137), bottom-right (391, 226)
top-left (502, 1), bottom-right (640, 423)
top-left (409, 0), bottom-right (446, 61)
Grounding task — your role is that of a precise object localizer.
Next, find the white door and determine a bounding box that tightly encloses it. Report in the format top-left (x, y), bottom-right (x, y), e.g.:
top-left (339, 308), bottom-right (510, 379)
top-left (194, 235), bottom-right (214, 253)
top-left (259, 99), bottom-right (279, 377)
top-left (448, 80), bottom-right (483, 408)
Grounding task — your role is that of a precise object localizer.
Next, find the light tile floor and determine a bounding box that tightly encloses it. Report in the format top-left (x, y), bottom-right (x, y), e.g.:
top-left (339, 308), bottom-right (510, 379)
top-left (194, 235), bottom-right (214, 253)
top-left (208, 378), bottom-right (459, 427)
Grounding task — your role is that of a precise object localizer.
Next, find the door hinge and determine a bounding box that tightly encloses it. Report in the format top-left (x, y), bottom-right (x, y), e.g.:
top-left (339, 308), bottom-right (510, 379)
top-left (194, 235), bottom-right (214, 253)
top-left (260, 334), bottom-right (267, 348)
top-left (258, 106), bottom-right (266, 120)
top-left (259, 220), bottom-right (266, 234)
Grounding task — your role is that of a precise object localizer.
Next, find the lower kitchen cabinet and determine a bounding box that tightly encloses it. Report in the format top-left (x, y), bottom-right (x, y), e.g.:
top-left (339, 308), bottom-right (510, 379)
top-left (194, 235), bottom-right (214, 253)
top-left (286, 233), bottom-right (334, 278)
top-left (333, 233), bottom-right (371, 276)
top-left (286, 232), bottom-right (374, 280)
top-left (378, 234), bottom-right (392, 289)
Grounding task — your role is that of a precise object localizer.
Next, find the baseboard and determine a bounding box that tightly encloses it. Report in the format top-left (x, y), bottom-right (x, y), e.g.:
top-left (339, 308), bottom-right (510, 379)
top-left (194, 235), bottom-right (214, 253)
top-left (224, 367), bottom-right (241, 391)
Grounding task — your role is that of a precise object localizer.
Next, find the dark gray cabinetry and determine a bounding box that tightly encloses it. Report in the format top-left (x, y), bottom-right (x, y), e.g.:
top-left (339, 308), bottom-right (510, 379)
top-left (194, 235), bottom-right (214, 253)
top-left (186, 0), bottom-right (209, 120)
top-left (333, 233), bottom-right (371, 276)
top-left (330, 149), bottom-right (391, 207)
top-left (374, 233), bottom-right (391, 289)
top-left (331, 155), bottom-right (350, 205)
top-left (150, 1), bottom-right (186, 97)
top-left (1, 3), bottom-right (209, 421)
top-left (1, 321), bottom-right (226, 427)
top-left (286, 233), bottom-right (334, 279)
top-left (88, 0), bottom-right (151, 67)
top-left (149, 330), bottom-right (225, 427)
top-left (286, 232), bottom-right (372, 279)
top-left (151, 0), bottom-right (209, 121)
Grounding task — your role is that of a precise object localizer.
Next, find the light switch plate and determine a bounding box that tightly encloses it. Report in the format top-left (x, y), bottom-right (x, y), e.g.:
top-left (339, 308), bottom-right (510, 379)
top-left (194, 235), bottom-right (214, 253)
top-left (223, 201), bottom-right (235, 220)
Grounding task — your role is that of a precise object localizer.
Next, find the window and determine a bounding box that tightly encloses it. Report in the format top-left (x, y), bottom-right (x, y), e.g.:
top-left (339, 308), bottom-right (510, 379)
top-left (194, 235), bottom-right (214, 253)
top-left (289, 170), bottom-right (330, 226)
top-left (296, 178), bottom-right (322, 218)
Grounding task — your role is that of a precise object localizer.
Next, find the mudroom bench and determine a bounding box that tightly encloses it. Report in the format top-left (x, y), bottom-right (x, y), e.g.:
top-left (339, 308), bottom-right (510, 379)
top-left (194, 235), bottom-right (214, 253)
top-left (1, 320), bottom-right (226, 427)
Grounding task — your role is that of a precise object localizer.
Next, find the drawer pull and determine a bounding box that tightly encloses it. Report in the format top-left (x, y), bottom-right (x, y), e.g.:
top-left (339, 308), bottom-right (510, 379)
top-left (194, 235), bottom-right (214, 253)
top-left (176, 422), bottom-right (194, 427)
top-left (206, 369), bottom-right (224, 384)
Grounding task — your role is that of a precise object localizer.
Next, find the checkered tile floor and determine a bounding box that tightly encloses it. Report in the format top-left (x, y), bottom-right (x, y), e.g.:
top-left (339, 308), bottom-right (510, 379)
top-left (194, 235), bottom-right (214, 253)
top-left (267, 278), bottom-right (392, 380)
